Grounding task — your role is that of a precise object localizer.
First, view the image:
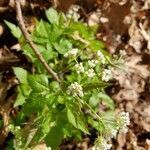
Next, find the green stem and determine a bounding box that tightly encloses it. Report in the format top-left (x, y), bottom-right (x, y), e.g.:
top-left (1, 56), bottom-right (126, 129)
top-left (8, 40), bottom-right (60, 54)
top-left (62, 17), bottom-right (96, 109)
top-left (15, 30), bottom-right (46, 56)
top-left (84, 101), bottom-right (104, 125)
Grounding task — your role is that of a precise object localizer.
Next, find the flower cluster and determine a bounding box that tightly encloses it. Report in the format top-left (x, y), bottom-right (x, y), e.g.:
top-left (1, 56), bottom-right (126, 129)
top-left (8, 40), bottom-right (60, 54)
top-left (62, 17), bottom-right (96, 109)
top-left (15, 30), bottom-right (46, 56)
top-left (109, 128), bottom-right (118, 139)
top-left (102, 69), bottom-right (112, 82)
top-left (105, 126), bottom-right (119, 141)
top-left (8, 124), bottom-right (23, 149)
top-left (66, 5), bottom-right (80, 22)
top-left (97, 50), bottom-right (106, 64)
top-left (92, 138), bottom-right (112, 150)
top-left (88, 60), bottom-right (99, 68)
top-left (85, 69), bottom-right (96, 78)
top-left (75, 63), bottom-right (84, 74)
top-left (67, 82), bottom-right (84, 97)
top-left (117, 112), bottom-right (130, 133)
top-left (64, 48), bottom-right (78, 58)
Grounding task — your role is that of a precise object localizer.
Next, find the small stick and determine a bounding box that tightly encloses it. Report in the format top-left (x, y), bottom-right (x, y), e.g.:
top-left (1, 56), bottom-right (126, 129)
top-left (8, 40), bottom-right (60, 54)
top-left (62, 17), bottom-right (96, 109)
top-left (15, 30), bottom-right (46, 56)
top-left (53, 0), bottom-right (59, 8)
top-left (15, 0), bottom-right (60, 82)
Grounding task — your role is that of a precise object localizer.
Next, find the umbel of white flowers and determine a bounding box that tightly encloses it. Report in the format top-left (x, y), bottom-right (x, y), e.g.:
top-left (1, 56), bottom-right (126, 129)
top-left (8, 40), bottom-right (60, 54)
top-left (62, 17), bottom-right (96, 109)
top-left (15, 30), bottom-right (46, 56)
top-left (88, 60), bottom-right (99, 68)
top-left (66, 5), bottom-right (80, 22)
top-left (85, 69), bottom-right (96, 78)
top-left (92, 138), bottom-right (112, 150)
top-left (64, 48), bottom-right (78, 58)
top-left (97, 50), bottom-right (106, 64)
top-left (91, 112), bottom-right (130, 150)
top-left (67, 82), bottom-right (84, 97)
top-left (102, 69), bottom-right (112, 82)
top-left (75, 63), bottom-right (84, 74)
top-left (118, 112), bottom-right (130, 133)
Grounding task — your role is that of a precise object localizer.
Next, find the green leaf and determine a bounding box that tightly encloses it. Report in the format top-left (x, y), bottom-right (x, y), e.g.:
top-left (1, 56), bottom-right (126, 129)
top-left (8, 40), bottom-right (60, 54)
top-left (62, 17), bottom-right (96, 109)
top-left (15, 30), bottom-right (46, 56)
top-left (13, 67), bottom-right (27, 84)
top-left (35, 20), bottom-right (48, 38)
top-left (46, 8), bottom-right (59, 25)
top-left (54, 39), bottom-right (72, 54)
top-left (98, 92), bottom-right (115, 110)
top-left (14, 89), bottom-right (26, 107)
top-left (45, 123), bottom-right (64, 150)
top-left (32, 106), bottom-right (52, 144)
top-left (67, 106), bottom-right (89, 134)
top-left (42, 43), bottom-right (57, 61)
top-left (67, 108), bottom-right (77, 127)
top-left (59, 13), bottom-right (66, 26)
top-left (22, 44), bottom-right (36, 61)
top-left (14, 84), bottom-right (31, 107)
top-left (4, 20), bottom-right (21, 38)
top-left (27, 74), bottom-right (49, 92)
top-left (32, 36), bottom-right (49, 44)
top-left (45, 111), bottom-right (67, 150)
top-left (89, 40), bottom-right (105, 51)
top-left (83, 82), bottom-right (111, 91)
top-left (48, 27), bottom-right (63, 42)
top-left (69, 22), bottom-right (89, 39)
top-left (89, 92), bottom-right (100, 107)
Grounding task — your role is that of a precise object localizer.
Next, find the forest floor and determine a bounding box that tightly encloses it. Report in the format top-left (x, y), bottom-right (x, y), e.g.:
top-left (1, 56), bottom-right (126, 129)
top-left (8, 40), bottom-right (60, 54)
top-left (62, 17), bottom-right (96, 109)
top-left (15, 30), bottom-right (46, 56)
top-left (0, 0), bottom-right (150, 150)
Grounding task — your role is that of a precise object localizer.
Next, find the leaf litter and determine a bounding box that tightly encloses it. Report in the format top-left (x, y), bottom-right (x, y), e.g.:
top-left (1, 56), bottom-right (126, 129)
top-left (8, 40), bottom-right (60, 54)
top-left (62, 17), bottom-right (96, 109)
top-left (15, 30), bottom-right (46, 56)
top-left (0, 0), bottom-right (150, 149)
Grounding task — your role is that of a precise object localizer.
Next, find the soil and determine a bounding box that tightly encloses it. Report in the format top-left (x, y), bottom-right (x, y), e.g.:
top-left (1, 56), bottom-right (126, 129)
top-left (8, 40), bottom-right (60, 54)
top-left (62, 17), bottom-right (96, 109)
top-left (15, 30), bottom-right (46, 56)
top-left (0, 0), bottom-right (150, 150)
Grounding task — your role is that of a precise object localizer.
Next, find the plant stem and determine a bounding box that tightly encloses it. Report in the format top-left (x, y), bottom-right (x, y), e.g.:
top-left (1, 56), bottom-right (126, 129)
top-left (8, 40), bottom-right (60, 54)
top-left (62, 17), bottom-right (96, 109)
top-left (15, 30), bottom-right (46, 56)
top-left (15, 0), bottom-right (60, 82)
top-left (84, 101), bottom-right (104, 125)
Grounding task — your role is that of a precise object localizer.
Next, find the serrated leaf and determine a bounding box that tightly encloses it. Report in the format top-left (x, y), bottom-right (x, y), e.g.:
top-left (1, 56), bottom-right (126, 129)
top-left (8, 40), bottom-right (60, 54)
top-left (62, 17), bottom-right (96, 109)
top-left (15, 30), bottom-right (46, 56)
top-left (22, 44), bottom-right (36, 61)
top-left (27, 74), bottom-right (49, 92)
top-left (89, 40), bottom-right (105, 51)
top-left (45, 123), bottom-right (64, 150)
top-left (49, 28), bottom-right (63, 42)
top-left (32, 36), bottom-right (49, 44)
top-left (67, 108), bottom-right (77, 127)
top-left (14, 91), bottom-right (26, 107)
top-left (67, 106), bottom-right (89, 134)
top-left (54, 39), bottom-right (72, 54)
top-left (13, 67), bottom-right (27, 84)
top-left (46, 8), bottom-right (59, 25)
top-left (14, 84), bottom-right (31, 107)
top-left (35, 20), bottom-right (48, 38)
top-left (45, 111), bottom-right (67, 150)
top-left (4, 20), bottom-right (22, 38)
top-left (69, 22), bottom-right (89, 39)
top-left (32, 106), bottom-right (52, 144)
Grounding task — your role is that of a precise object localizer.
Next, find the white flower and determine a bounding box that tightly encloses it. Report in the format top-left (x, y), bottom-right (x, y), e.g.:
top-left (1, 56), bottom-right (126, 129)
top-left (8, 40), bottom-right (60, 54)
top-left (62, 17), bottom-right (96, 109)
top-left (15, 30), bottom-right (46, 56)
top-left (66, 5), bottom-right (80, 22)
top-left (119, 112), bottom-right (130, 125)
top-left (102, 69), bottom-right (112, 82)
top-left (75, 63), bottom-right (84, 74)
top-left (110, 129), bottom-right (118, 138)
top-left (94, 138), bottom-right (112, 150)
top-left (97, 50), bottom-right (106, 64)
top-left (46, 147), bottom-right (51, 150)
top-left (67, 82), bottom-right (84, 97)
top-left (88, 60), bottom-right (99, 68)
top-left (118, 112), bottom-right (130, 133)
top-left (119, 49), bottom-right (127, 56)
top-left (85, 69), bottom-right (96, 78)
top-left (64, 48), bottom-right (78, 57)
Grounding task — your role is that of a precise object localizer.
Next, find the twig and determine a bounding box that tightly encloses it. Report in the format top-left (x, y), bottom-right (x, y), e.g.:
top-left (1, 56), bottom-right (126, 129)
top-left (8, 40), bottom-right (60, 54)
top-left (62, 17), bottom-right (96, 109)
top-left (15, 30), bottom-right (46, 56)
top-left (15, 0), bottom-right (60, 82)
top-left (53, 0), bottom-right (59, 8)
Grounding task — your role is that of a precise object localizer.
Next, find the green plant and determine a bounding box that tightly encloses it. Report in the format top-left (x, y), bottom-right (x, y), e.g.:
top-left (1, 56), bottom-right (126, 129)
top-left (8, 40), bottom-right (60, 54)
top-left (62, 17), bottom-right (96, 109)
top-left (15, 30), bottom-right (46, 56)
top-left (5, 6), bottom-right (129, 150)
